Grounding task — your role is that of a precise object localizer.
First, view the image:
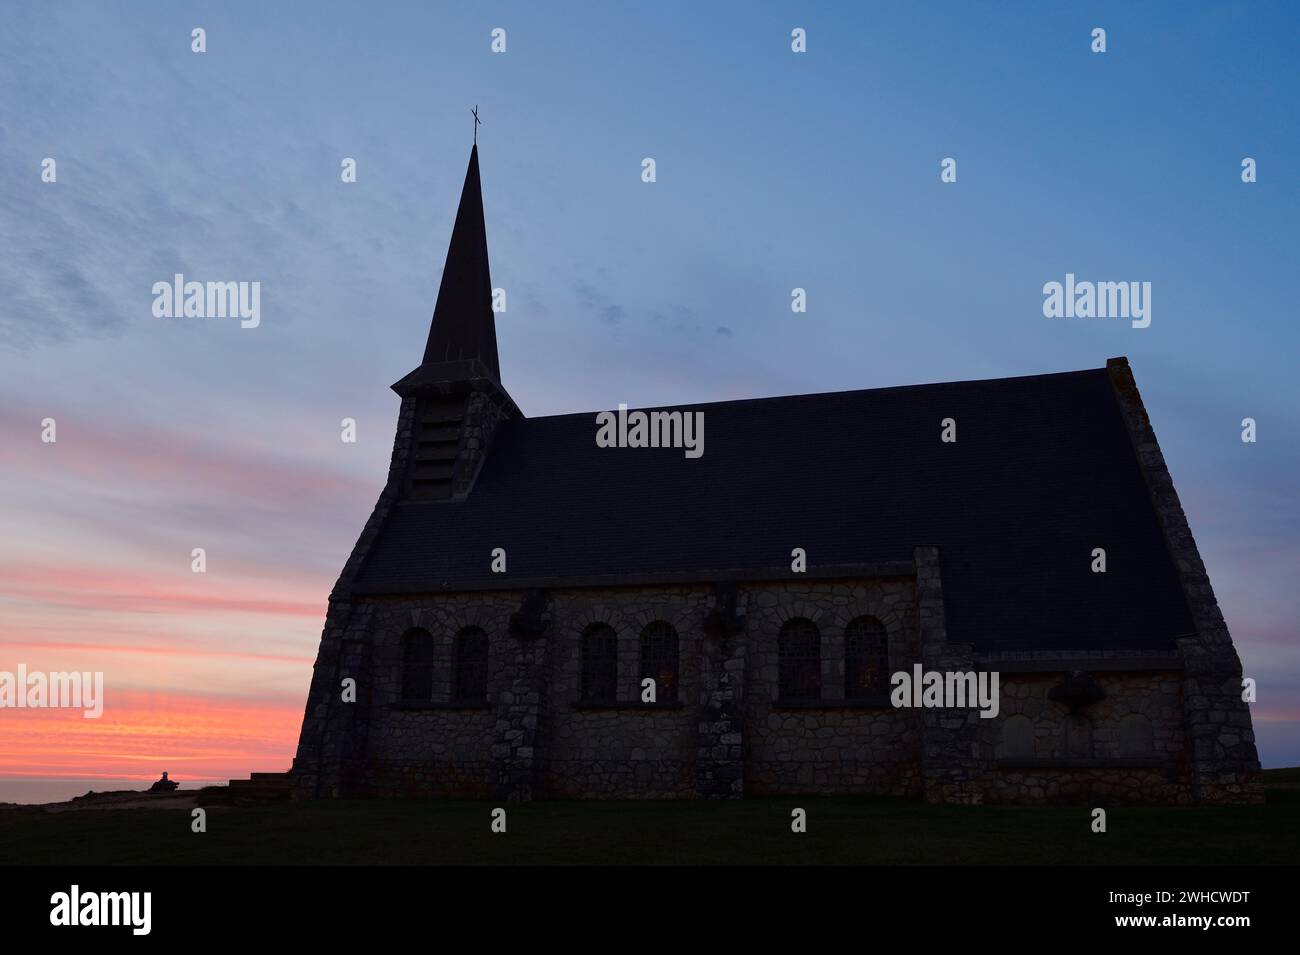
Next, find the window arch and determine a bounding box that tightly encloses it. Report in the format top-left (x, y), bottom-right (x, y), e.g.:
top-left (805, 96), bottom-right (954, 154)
top-left (1119, 713), bottom-right (1154, 757)
top-left (401, 628), bottom-right (435, 702)
top-left (999, 714), bottom-right (1035, 759)
top-left (581, 624), bottom-right (618, 702)
top-left (844, 616), bottom-right (889, 700)
top-left (639, 622), bottom-right (679, 702)
top-left (1061, 713), bottom-right (1093, 758)
top-left (778, 618), bottom-right (821, 701)
top-left (454, 627), bottom-right (489, 703)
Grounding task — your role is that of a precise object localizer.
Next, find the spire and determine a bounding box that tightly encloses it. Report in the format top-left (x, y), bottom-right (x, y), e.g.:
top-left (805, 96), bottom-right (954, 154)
top-left (422, 143), bottom-right (500, 380)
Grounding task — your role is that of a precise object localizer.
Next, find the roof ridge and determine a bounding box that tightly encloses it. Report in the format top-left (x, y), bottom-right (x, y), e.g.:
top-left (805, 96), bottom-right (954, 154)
top-left (521, 364), bottom-right (1111, 423)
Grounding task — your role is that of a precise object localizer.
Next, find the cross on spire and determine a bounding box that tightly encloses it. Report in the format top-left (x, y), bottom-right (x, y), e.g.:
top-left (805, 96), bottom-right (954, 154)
top-left (472, 105), bottom-right (481, 144)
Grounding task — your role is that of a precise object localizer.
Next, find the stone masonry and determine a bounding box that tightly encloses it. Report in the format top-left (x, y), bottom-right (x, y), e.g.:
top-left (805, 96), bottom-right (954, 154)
top-left (292, 557), bottom-right (1253, 804)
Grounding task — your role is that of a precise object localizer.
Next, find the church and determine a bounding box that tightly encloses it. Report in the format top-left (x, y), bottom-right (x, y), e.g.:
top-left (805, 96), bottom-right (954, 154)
top-left (290, 145), bottom-right (1261, 805)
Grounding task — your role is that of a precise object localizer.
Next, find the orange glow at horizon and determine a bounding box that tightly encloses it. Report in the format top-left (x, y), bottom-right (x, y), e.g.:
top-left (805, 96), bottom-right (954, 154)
top-left (0, 688), bottom-right (304, 782)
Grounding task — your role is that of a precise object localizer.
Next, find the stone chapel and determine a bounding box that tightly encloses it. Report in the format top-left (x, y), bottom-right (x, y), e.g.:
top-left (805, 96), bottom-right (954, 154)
top-left (290, 145), bottom-right (1261, 804)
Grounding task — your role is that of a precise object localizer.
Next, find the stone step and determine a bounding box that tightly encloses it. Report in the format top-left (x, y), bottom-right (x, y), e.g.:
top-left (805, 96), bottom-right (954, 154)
top-left (217, 772), bottom-right (294, 800)
top-left (248, 772), bottom-right (293, 787)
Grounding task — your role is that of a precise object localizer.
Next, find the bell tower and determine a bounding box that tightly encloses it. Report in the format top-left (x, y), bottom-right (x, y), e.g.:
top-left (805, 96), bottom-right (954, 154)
top-left (390, 143), bottom-right (520, 501)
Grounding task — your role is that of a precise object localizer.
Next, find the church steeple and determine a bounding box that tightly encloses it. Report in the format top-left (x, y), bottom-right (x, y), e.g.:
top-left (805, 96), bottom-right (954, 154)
top-left (421, 144), bottom-right (500, 379)
top-left (390, 138), bottom-right (519, 503)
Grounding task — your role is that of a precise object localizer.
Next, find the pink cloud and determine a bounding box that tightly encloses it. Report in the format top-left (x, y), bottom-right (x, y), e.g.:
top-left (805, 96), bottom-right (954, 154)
top-left (0, 400), bottom-right (378, 508)
top-left (0, 561), bottom-right (328, 617)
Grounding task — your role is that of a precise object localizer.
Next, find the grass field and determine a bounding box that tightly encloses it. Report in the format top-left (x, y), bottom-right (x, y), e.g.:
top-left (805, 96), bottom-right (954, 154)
top-left (2, 771), bottom-right (1296, 865)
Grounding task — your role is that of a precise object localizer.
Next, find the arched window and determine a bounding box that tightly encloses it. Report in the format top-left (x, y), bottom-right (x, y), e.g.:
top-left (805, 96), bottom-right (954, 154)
top-left (1119, 713), bottom-right (1154, 757)
top-left (778, 618), bottom-right (821, 701)
top-left (999, 714), bottom-right (1035, 759)
top-left (1062, 713), bottom-right (1093, 758)
top-left (581, 624), bottom-right (618, 702)
top-left (844, 616), bottom-right (888, 699)
top-left (639, 622), bottom-right (679, 702)
top-left (454, 627), bottom-right (489, 703)
top-left (401, 628), bottom-right (434, 702)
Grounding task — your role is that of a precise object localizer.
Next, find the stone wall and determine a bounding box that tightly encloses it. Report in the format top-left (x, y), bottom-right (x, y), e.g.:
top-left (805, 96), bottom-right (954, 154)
top-left (542, 588), bottom-right (708, 798)
top-left (294, 577), bottom-right (933, 800)
top-left (915, 545), bottom-right (983, 804)
top-left (742, 579), bottom-right (922, 796)
top-left (292, 561), bottom-right (1239, 805)
top-left (363, 594), bottom-right (519, 797)
top-left (978, 670), bottom-right (1191, 804)
top-left (1107, 357), bottom-right (1262, 803)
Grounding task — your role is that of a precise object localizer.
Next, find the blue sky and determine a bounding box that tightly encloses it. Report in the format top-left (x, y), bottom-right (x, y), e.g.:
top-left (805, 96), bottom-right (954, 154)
top-left (1, 0), bottom-right (1297, 780)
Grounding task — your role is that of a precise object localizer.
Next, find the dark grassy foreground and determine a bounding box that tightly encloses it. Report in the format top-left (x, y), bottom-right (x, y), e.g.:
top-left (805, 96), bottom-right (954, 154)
top-left (3, 771), bottom-right (1297, 865)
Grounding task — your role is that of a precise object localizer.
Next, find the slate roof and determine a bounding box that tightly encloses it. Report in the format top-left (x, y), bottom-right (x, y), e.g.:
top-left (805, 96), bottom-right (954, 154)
top-left (352, 366), bottom-right (1195, 653)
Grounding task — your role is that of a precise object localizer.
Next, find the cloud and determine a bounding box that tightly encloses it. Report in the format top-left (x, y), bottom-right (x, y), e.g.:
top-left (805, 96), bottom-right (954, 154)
top-left (0, 562), bottom-right (326, 618)
top-left (3, 640), bottom-right (313, 668)
top-left (575, 279), bottom-right (627, 325)
top-left (0, 194), bottom-right (137, 347)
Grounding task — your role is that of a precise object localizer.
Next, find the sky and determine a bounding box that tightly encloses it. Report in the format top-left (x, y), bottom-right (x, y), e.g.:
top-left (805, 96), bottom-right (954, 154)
top-left (1, 1), bottom-right (1297, 800)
